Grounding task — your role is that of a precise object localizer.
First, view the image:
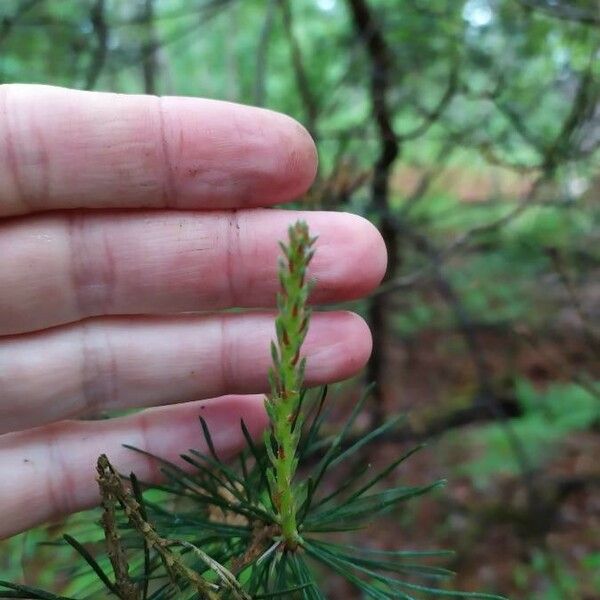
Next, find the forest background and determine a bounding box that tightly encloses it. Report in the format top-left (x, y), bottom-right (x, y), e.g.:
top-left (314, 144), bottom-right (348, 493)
top-left (0, 1), bottom-right (599, 598)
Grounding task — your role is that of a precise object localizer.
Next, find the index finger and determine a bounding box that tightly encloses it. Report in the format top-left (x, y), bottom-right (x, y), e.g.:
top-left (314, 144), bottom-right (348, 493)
top-left (0, 84), bottom-right (317, 217)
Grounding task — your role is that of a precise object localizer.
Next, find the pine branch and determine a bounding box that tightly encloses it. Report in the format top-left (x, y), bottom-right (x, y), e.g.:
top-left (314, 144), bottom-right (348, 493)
top-left (97, 454), bottom-right (220, 599)
top-left (264, 221), bottom-right (316, 549)
top-left (97, 455), bottom-right (139, 600)
top-left (1, 220), bottom-right (507, 600)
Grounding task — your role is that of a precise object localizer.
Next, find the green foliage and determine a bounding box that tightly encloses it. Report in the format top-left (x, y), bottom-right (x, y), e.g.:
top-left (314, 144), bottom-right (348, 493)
top-left (502, 204), bottom-right (594, 249)
top-left (455, 380), bottom-right (600, 484)
top-left (1, 1), bottom-right (598, 597)
top-left (511, 547), bottom-right (600, 600)
top-left (0, 223), bottom-right (505, 599)
top-left (0, 399), bottom-right (503, 598)
top-left (389, 191), bottom-right (598, 341)
top-left (264, 222), bottom-right (315, 548)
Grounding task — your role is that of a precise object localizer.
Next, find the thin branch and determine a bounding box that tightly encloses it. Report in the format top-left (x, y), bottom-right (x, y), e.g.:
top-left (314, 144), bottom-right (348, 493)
top-left (346, 0), bottom-right (401, 421)
top-left (84, 0), bottom-right (108, 90)
top-left (113, 0), bottom-right (238, 75)
top-left (97, 455), bottom-right (221, 599)
top-left (140, 0), bottom-right (159, 95)
top-left (475, 140), bottom-right (542, 173)
top-left (0, 0), bottom-right (41, 47)
top-left (543, 48), bottom-right (600, 168)
top-left (516, 0), bottom-right (600, 26)
top-left (312, 396), bottom-right (522, 453)
top-left (397, 56), bottom-right (461, 142)
top-left (97, 454), bottom-right (139, 600)
top-left (279, 0), bottom-right (319, 138)
top-left (253, 0), bottom-right (277, 106)
top-left (493, 97), bottom-right (546, 154)
top-left (445, 172), bottom-right (546, 256)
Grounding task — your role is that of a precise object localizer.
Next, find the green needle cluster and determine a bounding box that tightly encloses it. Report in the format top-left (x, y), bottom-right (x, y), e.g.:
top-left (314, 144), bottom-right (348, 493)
top-left (0, 220), bottom-right (507, 600)
top-left (264, 220), bottom-right (316, 549)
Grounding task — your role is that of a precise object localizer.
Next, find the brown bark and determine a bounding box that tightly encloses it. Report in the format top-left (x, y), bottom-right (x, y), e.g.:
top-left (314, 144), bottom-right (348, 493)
top-left (346, 0), bottom-right (400, 425)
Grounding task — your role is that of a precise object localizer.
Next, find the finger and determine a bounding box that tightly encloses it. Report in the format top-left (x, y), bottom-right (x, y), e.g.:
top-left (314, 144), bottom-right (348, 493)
top-left (0, 84), bottom-right (317, 217)
top-left (0, 311), bottom-right (370, 434)
top-left (0, 395), bottom-right (267, 539)
top-left (0, 209), bottom-right (386, 335)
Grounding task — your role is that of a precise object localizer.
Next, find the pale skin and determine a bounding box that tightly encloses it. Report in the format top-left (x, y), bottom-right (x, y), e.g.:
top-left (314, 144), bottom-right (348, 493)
top-left (0, 84), bottom-right (387, 539)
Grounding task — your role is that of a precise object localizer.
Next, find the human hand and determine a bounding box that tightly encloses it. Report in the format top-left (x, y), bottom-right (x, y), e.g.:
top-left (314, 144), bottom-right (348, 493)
top-left (0, 85), bottom-right (386, 538)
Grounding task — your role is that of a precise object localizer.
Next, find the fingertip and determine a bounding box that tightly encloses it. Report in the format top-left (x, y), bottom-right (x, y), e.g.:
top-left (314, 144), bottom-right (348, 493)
top-left (305, 311), bottom-right (373, 383)
top-left (160, 97), bottom-right (318, 208)
top-left (329, 310), bottom-right (373, 377)
top-left (207, 394), bottom-right (269, 450)
top-left (347, 212), bottom-right (388, 290)
top-left (310, 211), bottom-right (388, 301)
top-left (142, 394), bottom-right (268, 463)
top-left (266, 111), bottom-right (318, 204)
